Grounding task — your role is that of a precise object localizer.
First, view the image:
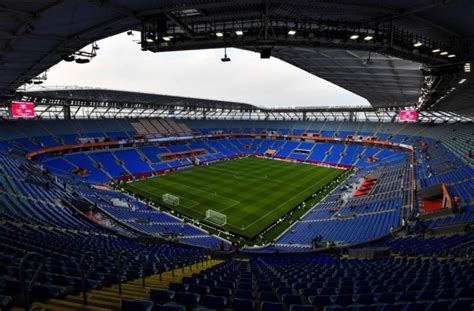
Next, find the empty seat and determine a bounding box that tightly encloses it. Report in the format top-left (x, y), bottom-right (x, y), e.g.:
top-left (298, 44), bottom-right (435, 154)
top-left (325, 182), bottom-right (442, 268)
top-left (330, 294), bottom-right (353, 306)
top-left (233, 298), bottom-right (255, 311)
top-left (259, 291), bottom-right (278, 302)
top-left (261, 302), bottom-right (284, 311)
top-left (189, 284), bottom-right (210, 295)
top-left (169, 283), bottom-right (189, 292)
top-left (449, 298), bottom-right (474, 311)
top-left (308, 295), bottom-right (332, 307)
top-left (122, 299), bottom-right (154, 311)
top-left (396, 291), bottom-right (417, 302)
top-left (150, 289), bottom-right (175, 302)
top-left (353, 293), bottom-right (374, 304)
top-left (289, 305), bottom-right (314, 311)
top-left (236, 289), bottom-right (253, 299)
top-left (205, 295), bottom-right (227, 308)
top-left (175, 292), bottom-right (200, 305)
top-left (155, 304), bottom-right (186, 311)
top-left (212, 287), bottom-right (232, 297)
top-left (375, 292), bottom-right (396, 304)
top-left (282, 294), bottom-right (302, 305)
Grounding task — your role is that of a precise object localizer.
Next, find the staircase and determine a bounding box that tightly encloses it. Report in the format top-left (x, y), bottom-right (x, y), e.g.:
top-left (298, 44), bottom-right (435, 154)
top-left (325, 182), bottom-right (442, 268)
top-left (22, 259), bottom-right (221, 311)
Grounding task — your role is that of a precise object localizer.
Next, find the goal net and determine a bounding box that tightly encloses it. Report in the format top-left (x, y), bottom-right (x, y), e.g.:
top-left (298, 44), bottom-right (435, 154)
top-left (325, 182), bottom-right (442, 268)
top-left (162, 193), bottom-right (179, 206)
top-left (205, 209), bottom-right (227, 227)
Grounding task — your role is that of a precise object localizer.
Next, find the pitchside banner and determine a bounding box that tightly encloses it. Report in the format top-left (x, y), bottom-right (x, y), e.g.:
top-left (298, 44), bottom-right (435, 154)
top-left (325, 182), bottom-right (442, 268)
top-left (10, 101), bottom-right (35, 118)
top-left (399, 110), bottom-right (418, 122)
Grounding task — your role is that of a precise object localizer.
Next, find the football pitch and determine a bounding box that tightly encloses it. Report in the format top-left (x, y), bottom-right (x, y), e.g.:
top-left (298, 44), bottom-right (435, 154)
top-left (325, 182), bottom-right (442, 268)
top-left (124, 157), bottom-right (344, 238)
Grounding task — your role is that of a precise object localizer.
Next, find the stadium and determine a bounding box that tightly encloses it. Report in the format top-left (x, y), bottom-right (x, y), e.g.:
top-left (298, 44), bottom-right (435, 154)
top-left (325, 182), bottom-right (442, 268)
top-left (0, 1), bottom-right (473, 311)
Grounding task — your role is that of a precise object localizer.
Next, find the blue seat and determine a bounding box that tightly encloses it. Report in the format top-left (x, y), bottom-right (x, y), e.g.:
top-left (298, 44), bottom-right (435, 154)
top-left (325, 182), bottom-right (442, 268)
top-left (300, 288), bottom-right (319, 296)
top-left (396, 291), bottom-right (417, 302)
top-left (155, 304), bottom-right (186, 311)
top-left (169, 283), bottom-right (189, 292)
top-left (276, 286), bottom-right (293, 295)
top-left (122, 299), bottom-right (154, 311)
top-left (189, 284), bottom-right (210, 295)
top-left (218, 280), bottom-right (235, 289)
top-left (402, 302), bottom-right (430, 311)
top-left (353, 293), bottom-right (374, 304)
top-left (308, 295), bottom-right (332, 306)
top-left (236, 289), bottom-right (253, 299)
top-left (416, 290), bottom-right (436, 300)
top-left (289, 305), bottom-right (314, 311)
top-left (457, 288), bottom-right (474, 298)
top-left (175, 292), bottom-right (200, 305)
top-left (259, 292), bottom-right (278, 302)
top-left (261, 302), bottom-right (284, 311)
top-left (437, 288), bottom-right (457, 299)
top-left (449, 298), bottom-right (474, 311)
top-left (379, 304), bottom-right (404, 311)
top-left (354, 286), bottom-right (372, 294)
top-left (205, 295), bottom-right (227, 308)
top-left (233, 298), bottom-right (255, 311)
top-left (375, 292), bottom-right (396, 303)
top-left (426, 300), bottom-right (452, 311)
top-left (150, 289), bottom-right (175, 302)
top-left (330, 294), bottom-right (353, 306)
top-left (282, 294), bottom-right (302, 305)
top-left (238, 282), bottom-right (252, 290)
top-left (182, 277), bottom-right (199, 285)
top-left (212, 286), bottom-right (232, 297)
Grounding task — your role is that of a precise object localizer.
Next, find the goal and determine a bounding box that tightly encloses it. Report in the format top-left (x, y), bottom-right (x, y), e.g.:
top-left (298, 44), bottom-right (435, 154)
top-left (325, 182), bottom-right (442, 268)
top-left (162, 193), bottom-right (179, 206)
top-left (205, 209), bottom-right (227, 227)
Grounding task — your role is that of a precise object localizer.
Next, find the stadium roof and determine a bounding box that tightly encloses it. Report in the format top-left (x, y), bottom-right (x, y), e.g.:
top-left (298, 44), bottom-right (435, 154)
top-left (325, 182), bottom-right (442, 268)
top-left (0, 1), bottom-right (473, 115)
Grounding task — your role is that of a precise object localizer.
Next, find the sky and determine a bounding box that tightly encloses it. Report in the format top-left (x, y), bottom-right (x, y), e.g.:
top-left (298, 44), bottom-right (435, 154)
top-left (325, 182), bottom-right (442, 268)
top-left (38, 32), bottom-right (370, 108)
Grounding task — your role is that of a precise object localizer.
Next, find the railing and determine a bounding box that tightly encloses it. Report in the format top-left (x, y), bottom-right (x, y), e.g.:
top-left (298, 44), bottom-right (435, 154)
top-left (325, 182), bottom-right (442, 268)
top-left (19, 252), bottom-right (45, 311)
top-left (80, 251), bottom-right (96, 305)
top-left (140, 253), bottom-right (149, 286)
top-left (116, 251), bottom-right (127, 295)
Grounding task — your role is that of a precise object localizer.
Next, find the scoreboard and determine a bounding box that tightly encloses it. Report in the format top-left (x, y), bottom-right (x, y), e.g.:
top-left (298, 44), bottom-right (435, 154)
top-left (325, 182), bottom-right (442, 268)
top-left (10, 101), bottom-right (35, 118)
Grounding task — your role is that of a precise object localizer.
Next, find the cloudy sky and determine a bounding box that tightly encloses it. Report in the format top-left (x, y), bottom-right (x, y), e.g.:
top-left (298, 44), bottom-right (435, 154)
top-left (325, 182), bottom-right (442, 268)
top-left (40, 32), bottom-right (369, 108)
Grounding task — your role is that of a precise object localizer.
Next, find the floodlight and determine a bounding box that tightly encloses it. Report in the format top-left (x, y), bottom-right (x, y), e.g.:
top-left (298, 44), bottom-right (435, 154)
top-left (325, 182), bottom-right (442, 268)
top-left (288, 30), bottom-right (296, 35)
top-left (235, 30), bottom-right (243, 36)
top-left (364, 35), bottom-right (373, 41)
top-left (350, 34), bottom-right (359, 40)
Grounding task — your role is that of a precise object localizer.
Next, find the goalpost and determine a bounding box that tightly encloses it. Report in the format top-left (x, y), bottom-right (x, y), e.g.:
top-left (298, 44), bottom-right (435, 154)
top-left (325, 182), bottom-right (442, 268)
top-left (162, 193), bottom-right (179, 206)
top-left (205, 209), bottom-right (227, 227)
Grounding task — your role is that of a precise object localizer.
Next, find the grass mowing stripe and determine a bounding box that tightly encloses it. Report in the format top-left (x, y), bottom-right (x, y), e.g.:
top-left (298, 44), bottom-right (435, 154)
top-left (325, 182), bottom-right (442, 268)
top-left (124, 157), bottom-right (344, 239)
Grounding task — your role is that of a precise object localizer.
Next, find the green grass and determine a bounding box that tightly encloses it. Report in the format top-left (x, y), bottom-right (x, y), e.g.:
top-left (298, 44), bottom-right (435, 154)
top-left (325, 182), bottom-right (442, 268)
top-left (124, 157), bottom-right (344, 239)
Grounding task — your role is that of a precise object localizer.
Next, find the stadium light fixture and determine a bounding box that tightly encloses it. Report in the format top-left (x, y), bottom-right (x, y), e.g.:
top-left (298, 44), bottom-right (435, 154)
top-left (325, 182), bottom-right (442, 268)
top-left (162, 36), bottom-right (172, 41)
top-left (363, 35), bottom-right (373, 41)
top-left (215, 32), bottom-right (223, 37)
top-left (288, 30), bottom-right (296, 35)
top-left (350, 34), bottom-right (359, 40)
top-left (413, 42), bottom-right (423, 47)
top-left (432, 49), bottom-right (440, 53)
top-left (440, 51), bottom-right (448, 55)
top-left (447, 54), bottom-right (456, 58)
top-left (235, 30), bottom-right (243, 36)
top-left (465, 63), bottom-right (471, 72)
top-left (458, 79), bottom-right (466, 84)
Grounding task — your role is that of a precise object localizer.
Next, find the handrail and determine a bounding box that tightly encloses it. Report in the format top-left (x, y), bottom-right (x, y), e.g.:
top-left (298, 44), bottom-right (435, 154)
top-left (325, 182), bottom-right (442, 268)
top-left (116, 251), bottom-right (127, 295)
top-left (140, 253), bottom-right (149, 286)
top-left (80, 251), bottom-right (96, 305)
top-left (19, 252), bottom-right (45, 311)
